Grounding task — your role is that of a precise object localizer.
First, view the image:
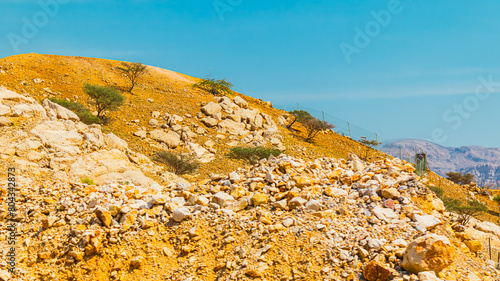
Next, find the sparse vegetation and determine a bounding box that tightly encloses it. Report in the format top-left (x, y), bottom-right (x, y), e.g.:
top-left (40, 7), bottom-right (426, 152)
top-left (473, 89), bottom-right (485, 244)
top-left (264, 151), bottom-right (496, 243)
top-left (117, 62), bottom-right (148, 93)
top-left (228, 146), bottom-right (282, 164)
top-left (359, 137), bottom-right (381, 161)
top-left (303, 118), bottom-right (335, 142)
top-left (83, 83), bottom-right (124, 119)
top-left (287, 110), bottom-right (314, 129)
top-left (427, 185), bottom-right (444, 199)
top-left (443, 198), bottom-right (487, 225)
top-left (494, 195), bottom-right (500, 224)
top-left (49, 98), bottom-right (101, 124)
top-left (80, 177), bottom-right (96, 185)
top-left (192, 76), bottom-right (234, 96)
top-left (445, 171), bottom-right (474, 185)
top-left (153, 151), bottom-right (200, 175)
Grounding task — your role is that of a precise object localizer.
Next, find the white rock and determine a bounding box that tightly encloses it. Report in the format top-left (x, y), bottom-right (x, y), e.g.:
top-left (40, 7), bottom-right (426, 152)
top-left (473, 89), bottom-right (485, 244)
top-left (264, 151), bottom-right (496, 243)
top-left (418, 271), bottom-right (442, 281)
top-left (233, 96), bottom-right (248, 108)
top-left (218, 119), bottom-right (246, 135)
top-left (149, 130), bottom-right (181, 148)
top-left (305, 199), bottom-right (322, 211)
top-left (149, 119), bottom-right (158, 127)
top-left (11, 103), bottom-right (47, 118)
top-left (172, 207), bottom-right (191, 222)
top-left (105, 133), bottom-right (128, 150)
top-left (414, 214), bottom-right (441, 230)
top-left (201, 102), bottom-right (222, 116)
top-left (212, 192), bottom-right (236, 207)
top-left (151, 111), bottom-right (161, 118)
top-left (186, 142), bottom-right (214, 163)
top-left (134, 130), bottom-right (147, 138)
top-left (372, 206), bottom-right (398, 223)
top-left (42, 99), bottom-right (80, 121)
top-left (475, 221), bottom-right (500, 237)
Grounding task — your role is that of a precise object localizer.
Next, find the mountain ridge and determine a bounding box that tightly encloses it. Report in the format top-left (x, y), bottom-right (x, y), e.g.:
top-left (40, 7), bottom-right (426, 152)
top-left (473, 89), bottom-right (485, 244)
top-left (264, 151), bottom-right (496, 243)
top-left (381, 138), bottom-right (500, 186)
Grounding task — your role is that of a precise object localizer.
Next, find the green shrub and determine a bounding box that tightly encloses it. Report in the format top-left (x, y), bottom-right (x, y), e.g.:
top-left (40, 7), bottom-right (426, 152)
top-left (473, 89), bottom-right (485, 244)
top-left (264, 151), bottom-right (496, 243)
top-left (81, 177), bottom-right (96, 185)
top-left (228, 147), bottom-right (282, 164)
top-left (153, 151), bottom-right (200, 175)
top-left (443, 197), bottom-right (487, 225)
top-left (287, 110), bottom-right (314, 129)
top-left (445, 172), bottom-right (474, 185)
top-left (427, 185), bottom-right (444, 199)
top-left (83, 83), bottom-right (124, 117)
top-left (192, 76), bottom-right (234, 96)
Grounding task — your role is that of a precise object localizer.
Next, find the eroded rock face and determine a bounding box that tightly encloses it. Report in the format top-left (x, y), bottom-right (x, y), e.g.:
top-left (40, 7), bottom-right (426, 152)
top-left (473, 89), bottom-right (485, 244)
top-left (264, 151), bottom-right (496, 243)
top-left (401, 234), bottom-right (455, 273)
top-left (42, 98), bottom-right (80, 121)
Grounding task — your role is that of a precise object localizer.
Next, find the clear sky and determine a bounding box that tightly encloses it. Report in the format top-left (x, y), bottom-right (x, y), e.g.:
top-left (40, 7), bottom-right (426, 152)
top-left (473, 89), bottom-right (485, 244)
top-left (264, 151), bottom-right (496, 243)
top-left (2, 0), bottom-right (500, 147)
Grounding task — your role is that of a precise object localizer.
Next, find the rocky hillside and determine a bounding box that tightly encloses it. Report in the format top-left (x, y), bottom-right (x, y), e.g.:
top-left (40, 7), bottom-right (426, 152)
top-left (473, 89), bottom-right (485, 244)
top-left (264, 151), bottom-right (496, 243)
top-left (382, 139), bottom-right (500, 187)
top-left (0, 54), bottom-right (499, 280)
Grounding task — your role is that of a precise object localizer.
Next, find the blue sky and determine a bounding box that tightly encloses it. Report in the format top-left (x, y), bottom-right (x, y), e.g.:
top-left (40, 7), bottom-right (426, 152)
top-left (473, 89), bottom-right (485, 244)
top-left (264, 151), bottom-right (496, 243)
top-left (2, 0), bottom-right (500, 147)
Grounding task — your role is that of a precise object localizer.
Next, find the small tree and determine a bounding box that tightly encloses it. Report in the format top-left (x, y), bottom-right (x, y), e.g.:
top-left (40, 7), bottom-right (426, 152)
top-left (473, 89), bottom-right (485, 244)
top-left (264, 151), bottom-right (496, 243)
top-left (303, 118), bottom-right (335, 142)
top-left (494, 195), bottom-right (500, 225)
top-left (446, 172), bottom-right (474, 185)
top-left (359, 137), bottom-right (381, 161)
top-left (286, 110), bottom-right (313, 129)
top-left (192, 76), bottom-right (234, 96)
top-left (83, 83), bottom-right (124, 118)
top-left (444, 198), bottom-right (488, 226)
top-left (117, 62), bottom-right (148, 93)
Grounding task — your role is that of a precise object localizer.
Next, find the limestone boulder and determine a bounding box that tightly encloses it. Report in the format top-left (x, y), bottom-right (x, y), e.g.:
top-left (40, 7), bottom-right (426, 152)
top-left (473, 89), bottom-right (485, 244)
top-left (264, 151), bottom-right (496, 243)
top-left (201, 102), bottom-right (222, 116)
top-left (218, 119), bottom-right (246, 135)
top-left (401, 234), bottom-right (455, 273)
top-left (475, 221), bottom-right (500, 237)
top-left (150, 130), bottom-right (181, 148)
top-left (104, 133), bottom-right (128, 150)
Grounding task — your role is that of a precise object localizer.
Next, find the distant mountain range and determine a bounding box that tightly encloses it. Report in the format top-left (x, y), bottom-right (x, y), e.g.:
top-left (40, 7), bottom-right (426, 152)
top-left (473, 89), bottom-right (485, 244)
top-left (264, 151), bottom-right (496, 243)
top-left (380, 139), bottom-right (500, 187)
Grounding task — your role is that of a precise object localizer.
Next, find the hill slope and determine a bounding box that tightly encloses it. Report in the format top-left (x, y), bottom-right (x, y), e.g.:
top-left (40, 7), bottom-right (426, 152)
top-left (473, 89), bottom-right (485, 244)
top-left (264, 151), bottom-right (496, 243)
top-left (0, 54), bottom-right (499, 280)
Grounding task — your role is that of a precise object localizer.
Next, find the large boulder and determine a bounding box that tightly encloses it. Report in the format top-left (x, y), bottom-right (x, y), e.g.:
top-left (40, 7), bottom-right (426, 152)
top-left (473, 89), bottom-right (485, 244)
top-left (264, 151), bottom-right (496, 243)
top-left (104, 133), bottom-right (128, 150)
top-left (42, 99), bottom-right (79, 121)
top-left (475, 221), bottom-right (500, 237)
top-left (201, 102), bottom-right (222, 116)
top-left (414, 214), bottom-right (442, 230)
top-left (186, 142), bottom-right (214, 163)
top-left (233, 96), bottom-right (248, 108)
top-left (234, 108), bottom-right (259, 123)
top-left (218, 119), bottom-right (246, 135)
top-left (150, 130), bottom-right (181, 148)
top-left (401, 234), bottom-right (455, 273)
